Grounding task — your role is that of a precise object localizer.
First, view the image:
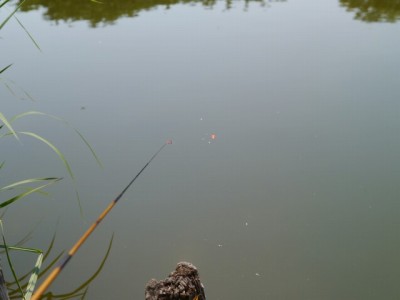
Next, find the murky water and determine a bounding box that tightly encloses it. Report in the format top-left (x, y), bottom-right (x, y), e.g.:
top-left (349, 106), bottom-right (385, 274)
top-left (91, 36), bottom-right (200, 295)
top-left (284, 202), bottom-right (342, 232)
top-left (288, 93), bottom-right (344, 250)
top-left (1, 0), bottom-right (400, 299)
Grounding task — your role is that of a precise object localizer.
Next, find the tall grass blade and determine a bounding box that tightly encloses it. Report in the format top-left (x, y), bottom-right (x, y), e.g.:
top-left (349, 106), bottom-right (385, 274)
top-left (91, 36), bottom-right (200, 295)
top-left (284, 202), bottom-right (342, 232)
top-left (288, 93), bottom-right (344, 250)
top-left (45, 235), bottom-right (113, 299)
top-left (10, 111), bottom-right (61, 122)
top-left (8, 253), bottom-right (63, 293)
top-left (0, 78), bottom-right (36, 101)
top-left (19, 131), bottom-right (74, 179)
top-left (0, 178), bottom-right (61, 208)
top-left (0, 0), bottom-right (26, 30)
top-left (21, 89), bottom-right (36, 102)
top-left (2, 81), bottom-right (17, 97)
top-left (0, 265), bottom-right (10, 300)
top-left (2, 228), bottom-right (33, 252)
top-left (0, 244), bottom-right (43, 300)
top-left (42, 232), bottom-right (57, 262)
top-left (13, 15), bottom-right (41, 52)
top-left (11, 112), bottom-right (102, 167)
top-left (0, 112), bottom-right (19, 140)
top-left (0, 0), bottom-right (11, 9)
top-left (24, 253), bottom-right (43, 300)
top-left (9, 234), bottom-right (64, 287)
top-left (74, 129), bottom-right (103, 168)
top-left (0, 162), bottom-right (4, 169)
top-left (1, 178), bottom-right (59, 191)
top-left (0, 64), bottom-right (12, 74)
top-left (0, 245), bottom-right (41, 254)
top-left (0, 221), bottom-right (25, 300)
top-left (80, 288), bottom-right (89, 299)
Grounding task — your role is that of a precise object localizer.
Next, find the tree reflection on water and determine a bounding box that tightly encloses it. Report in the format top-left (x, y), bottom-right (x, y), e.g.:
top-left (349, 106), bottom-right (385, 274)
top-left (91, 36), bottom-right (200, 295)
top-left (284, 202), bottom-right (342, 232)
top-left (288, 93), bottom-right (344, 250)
top-left (340, 0), bottom-right (400, 23)
top-left (15, 0), bottom-right (400, 26)
top-left (16, 0), bottom-right (281, 27)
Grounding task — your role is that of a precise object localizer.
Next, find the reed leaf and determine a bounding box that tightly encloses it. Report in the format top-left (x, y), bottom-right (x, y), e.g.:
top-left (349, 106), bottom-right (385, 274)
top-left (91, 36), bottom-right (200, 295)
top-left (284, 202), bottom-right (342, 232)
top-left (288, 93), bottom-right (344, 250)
top-left (8, 250), bottom-right (64, 294)
top-left (0, 245), bottom-right (42, 254)
top-left (74, 129), bottom-right (103, 168)
top-left (1, 227), bottom-right (33, 253)
top-left (0, 0), bottom-right (11, 9)
top-left (0, 64), bottom-right (12, 74)
top-left (21, 89), bottom-right (36, 102)
top-left (10, 111), bottom-right (61, 122)
top-left (2, 80), bottom-right (17, 97)
top-left (8, 251), bottom-right (64, 290)
top-left (0, 77), bottom-right (36, 101)
top-left (0, 221), bottom-right (25, 300)
top-left (1, 178), bottom-right (59, 191)
top-left (13, 15), bottom-right (41, 52)
top-left (24, 252), bottom-right (43, 300)
top-left (0, 0), bottom-right (26, 30)
top-left (19, 132), bottom-right (74, 179)
top-left (42, 232), bottom-right (57, 262)
top-left (0, 178), bottom-right (61, 208)
top-left (11, 111), bottom-right (102, 168)
top-left (0, 112), bottom-right (19, 140)
top-left (43, 235), bottom-right (113, 299)
top-left (79, 288), bottom-right (89, 299)
top-left (0, 244), bottom-right (44, 300)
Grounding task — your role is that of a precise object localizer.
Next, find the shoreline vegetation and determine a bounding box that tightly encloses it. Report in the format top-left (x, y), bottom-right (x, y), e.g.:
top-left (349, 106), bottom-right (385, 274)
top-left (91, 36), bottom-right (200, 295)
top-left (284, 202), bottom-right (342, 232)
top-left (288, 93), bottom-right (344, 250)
top-left (12, 0), bottom-right (400, 27)
top-left (16, 0), bottom-right (274, 27)
top-left (1, 2), bottom-right (107, 297)
top-left (0, 109), bottom-right (104, 298)
top-left (1, 3), bottom-right (174, 296)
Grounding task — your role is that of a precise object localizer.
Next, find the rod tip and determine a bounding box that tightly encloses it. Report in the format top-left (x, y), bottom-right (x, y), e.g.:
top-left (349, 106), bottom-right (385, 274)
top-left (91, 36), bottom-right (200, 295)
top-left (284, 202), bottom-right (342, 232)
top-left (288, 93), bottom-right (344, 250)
top-left (166, 139), bottom-right (173, 145)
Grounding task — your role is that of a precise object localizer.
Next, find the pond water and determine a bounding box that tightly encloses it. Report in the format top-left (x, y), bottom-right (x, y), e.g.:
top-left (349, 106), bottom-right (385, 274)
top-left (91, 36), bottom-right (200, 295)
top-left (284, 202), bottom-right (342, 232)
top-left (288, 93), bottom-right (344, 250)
top-left (1, 0), bottom-right (400, 299)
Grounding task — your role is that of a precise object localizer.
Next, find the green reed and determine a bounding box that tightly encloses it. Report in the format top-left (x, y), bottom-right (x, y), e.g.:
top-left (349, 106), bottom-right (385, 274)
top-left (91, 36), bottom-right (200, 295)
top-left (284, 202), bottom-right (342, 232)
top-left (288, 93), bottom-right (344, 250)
top-left (0, 2), bottom-right (114, 298)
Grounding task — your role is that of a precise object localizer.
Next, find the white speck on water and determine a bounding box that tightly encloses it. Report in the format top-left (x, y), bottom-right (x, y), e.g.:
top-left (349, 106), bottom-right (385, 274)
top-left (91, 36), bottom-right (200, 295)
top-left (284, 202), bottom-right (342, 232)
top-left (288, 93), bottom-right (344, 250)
top-left (200, 117), bottom-right (203, 121)
top-left (218, 244), bottom-right (223, 247)
top-left (255, 273), bottom-right (260, 276)
top-left (245, 222), bottom-right (248, 226)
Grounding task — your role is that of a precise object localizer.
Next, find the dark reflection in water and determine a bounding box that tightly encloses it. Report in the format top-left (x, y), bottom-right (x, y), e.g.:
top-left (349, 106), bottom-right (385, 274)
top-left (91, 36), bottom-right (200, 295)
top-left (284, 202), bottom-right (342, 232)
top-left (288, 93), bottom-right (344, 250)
top-left (17, 0), bottom-right (282, 27)
top-left (15, 0), bottom-right (400, 25)
top-left (340, 0), bottom-right (400, 22)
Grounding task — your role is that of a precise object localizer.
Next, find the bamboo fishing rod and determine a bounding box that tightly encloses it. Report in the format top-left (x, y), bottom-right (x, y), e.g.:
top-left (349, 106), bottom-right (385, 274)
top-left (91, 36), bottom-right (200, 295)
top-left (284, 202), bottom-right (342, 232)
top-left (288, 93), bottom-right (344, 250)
top-left (31, 140), bottom-right (172, 300)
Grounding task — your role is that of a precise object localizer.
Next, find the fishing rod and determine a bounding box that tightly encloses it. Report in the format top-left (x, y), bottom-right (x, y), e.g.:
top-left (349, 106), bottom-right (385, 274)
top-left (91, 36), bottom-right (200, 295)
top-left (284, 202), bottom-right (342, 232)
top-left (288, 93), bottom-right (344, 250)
top-left (31, 140), bottom-right (172, 300)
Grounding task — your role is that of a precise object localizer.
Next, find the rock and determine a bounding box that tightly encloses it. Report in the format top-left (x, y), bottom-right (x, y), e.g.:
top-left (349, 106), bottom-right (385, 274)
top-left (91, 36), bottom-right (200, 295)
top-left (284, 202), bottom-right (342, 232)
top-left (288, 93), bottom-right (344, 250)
top-left (145, 262), bottom-right (206, 300)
